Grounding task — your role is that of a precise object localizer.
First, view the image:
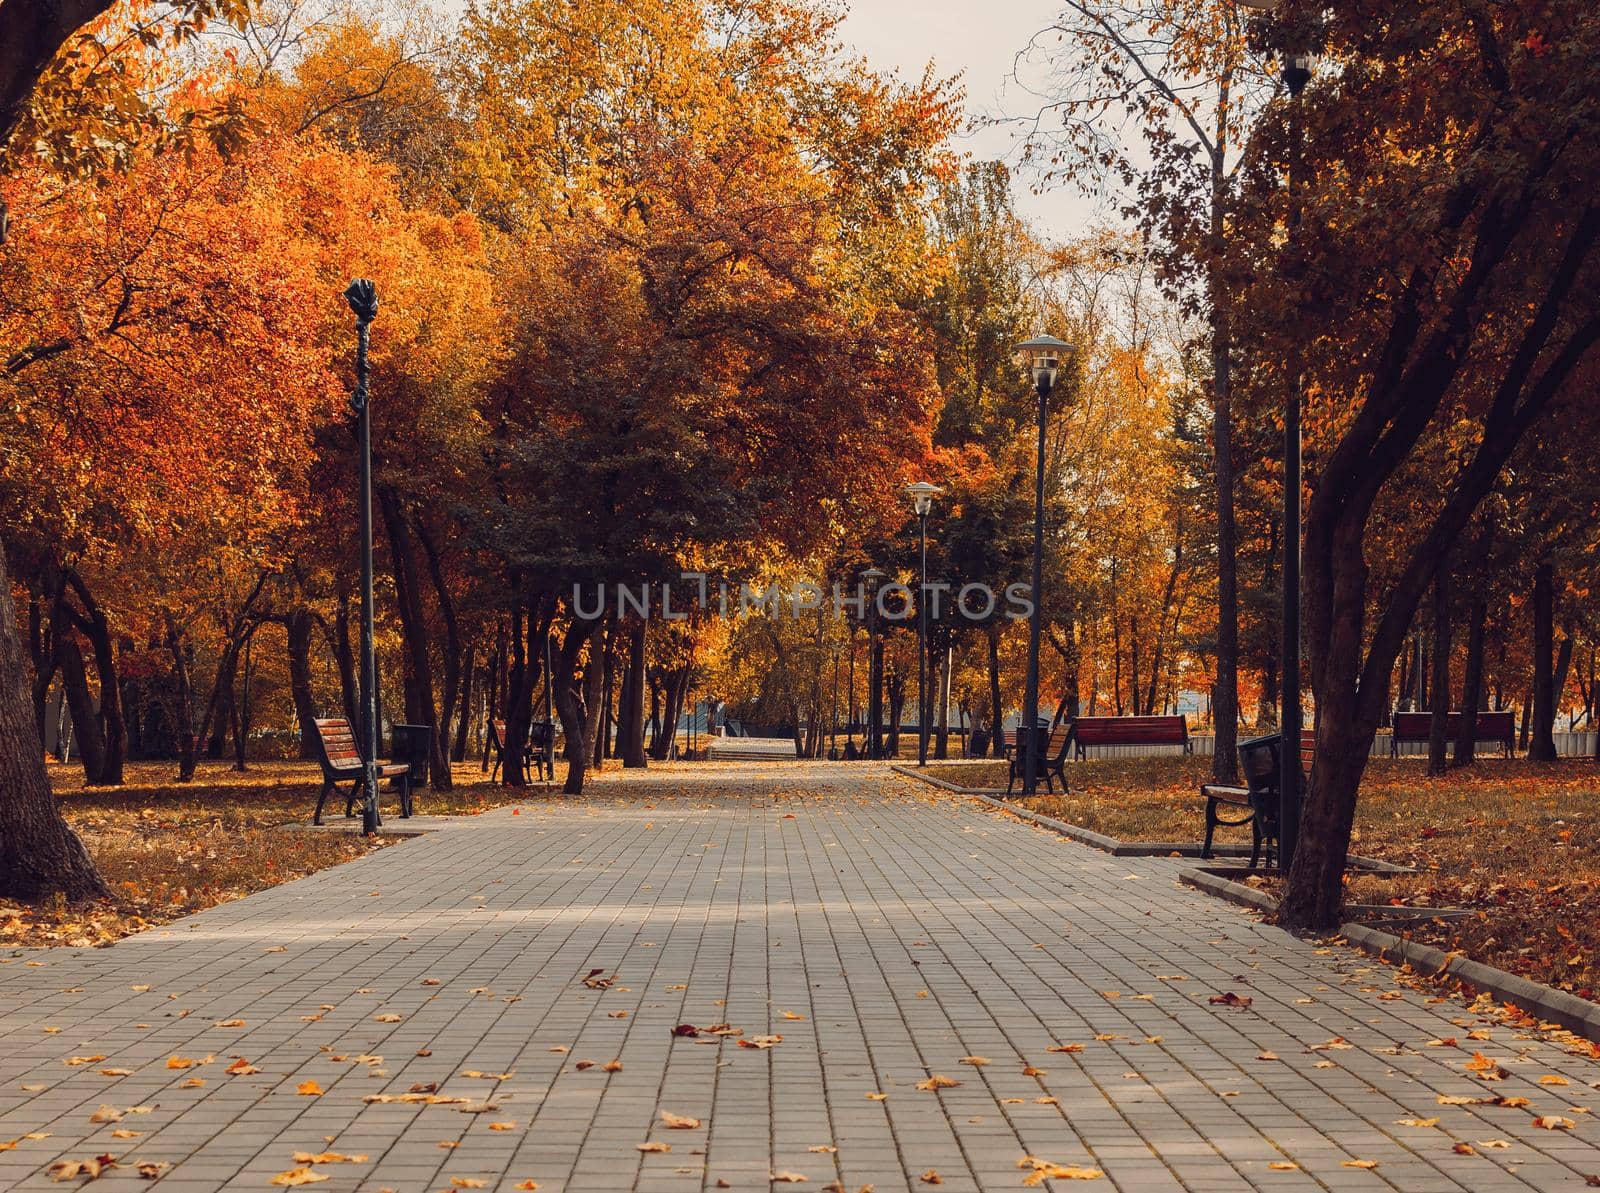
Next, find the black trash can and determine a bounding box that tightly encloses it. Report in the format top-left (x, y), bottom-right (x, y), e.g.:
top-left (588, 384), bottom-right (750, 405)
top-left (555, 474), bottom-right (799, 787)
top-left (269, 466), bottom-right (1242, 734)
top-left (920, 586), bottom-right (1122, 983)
top-left (390, 723), bottom-right (432, 789)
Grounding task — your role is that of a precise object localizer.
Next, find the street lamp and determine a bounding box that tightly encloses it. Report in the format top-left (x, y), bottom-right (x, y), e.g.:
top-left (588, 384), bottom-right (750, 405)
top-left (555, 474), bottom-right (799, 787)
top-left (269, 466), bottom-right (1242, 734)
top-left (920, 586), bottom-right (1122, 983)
top-left (344, 279), bottom-right (381, 835)
top-left (862, 567), bottom-right (887, 759)
top-left (1016, 334), bottom-right (1072, 798)
top-left (1242, 0), bottom-right (1313, 869)
top-left (906, 482), bottom-right (944, 766)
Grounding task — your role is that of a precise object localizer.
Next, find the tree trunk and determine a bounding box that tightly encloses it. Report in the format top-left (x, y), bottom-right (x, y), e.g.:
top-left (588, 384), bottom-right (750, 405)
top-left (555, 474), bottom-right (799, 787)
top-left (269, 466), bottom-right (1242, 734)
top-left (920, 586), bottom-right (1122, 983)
top-left (1452, 597), bottom-right (1487, 767)
top-left (1209, 129), bottom-right (1240, 786)
top-left (986, 623), bottom-right (1004, 757)
top-left (1530, 561), bottom-right (1557, 761)
top-left (60, 571), bottom-right (124, 785)
top-left (619, 618), bottom-right (648, 767)
top-left (55, 633), bottom-right (106, 784)
top-left (553, 615), bottom-right (600, 795)
top-left (1553, 632), bottom-right (1575, 732)
top-left (330, 591), bottom-right (359, 729)
top-left (379, 490), bottom-right (445, 787)
top-left (452, 644), bottom-right (474, 763)
top-left (1426, 564), bottom-right (1451, 776)
top-left (0, 547), bottom-right (108, 902)
top-left (287, 609), bottom-right (320, 760)
top-left (414, 515), bottom-right (461, 790)
top-left (934, 646), bottom-right (951, 759)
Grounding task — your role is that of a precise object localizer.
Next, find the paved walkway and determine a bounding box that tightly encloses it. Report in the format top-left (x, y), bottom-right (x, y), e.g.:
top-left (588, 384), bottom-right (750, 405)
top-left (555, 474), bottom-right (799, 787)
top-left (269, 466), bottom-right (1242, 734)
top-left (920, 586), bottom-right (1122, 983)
top-left (2, 763), bottom-right (1599, 1192)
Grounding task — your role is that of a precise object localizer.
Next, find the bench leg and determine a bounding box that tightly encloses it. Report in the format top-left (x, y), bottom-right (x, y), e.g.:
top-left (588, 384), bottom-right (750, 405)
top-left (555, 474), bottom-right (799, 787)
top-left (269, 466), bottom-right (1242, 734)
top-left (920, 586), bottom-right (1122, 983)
top-left (399, 775), bottom-right (413, 818)
top-left (1006, 762), bottom-right (1018, 796)
top-left (314, 777), bottom-right (334, 826)
top-left (1202, 796), bottom-right (1217, 860)
top-left (1249, 817), bottom-right (1262, 869)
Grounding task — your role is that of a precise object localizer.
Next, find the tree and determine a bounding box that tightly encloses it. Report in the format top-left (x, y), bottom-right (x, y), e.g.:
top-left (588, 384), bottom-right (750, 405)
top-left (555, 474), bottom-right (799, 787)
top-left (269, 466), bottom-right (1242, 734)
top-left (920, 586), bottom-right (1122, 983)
top-left (1254, 0), bottom-right (1600, 930)
top-left (1007, 0), bottom-right (1278, 781)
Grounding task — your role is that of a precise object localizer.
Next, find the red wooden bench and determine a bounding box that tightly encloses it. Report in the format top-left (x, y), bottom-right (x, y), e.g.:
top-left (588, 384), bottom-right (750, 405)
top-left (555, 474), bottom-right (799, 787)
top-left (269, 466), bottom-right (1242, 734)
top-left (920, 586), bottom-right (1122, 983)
top-left (1389, 709), bottom-right (1514, 757)
top-left (1001, 725), bottom-right (1073, 795)
top-left (1200, 729), bottom-right (1315, 868)
top-left (312, 717), bottom-right (413, 826)
top-left (1070, 715), bottom-right (1191, 759)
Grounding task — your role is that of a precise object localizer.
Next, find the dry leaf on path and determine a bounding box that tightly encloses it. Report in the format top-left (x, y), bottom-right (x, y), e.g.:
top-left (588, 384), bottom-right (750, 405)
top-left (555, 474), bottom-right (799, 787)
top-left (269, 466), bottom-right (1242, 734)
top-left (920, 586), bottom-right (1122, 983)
top-left (917, 1075), bottom-right (961, 1091)
top-left (269, 1168), bottom-right (328, 1187)
top-left (636, 1142), bottom-right (671, 1153)
top-left (49, 1156), bottom-right (117, 1181)
top-left (660, 1111), bottom-right (701, 1129)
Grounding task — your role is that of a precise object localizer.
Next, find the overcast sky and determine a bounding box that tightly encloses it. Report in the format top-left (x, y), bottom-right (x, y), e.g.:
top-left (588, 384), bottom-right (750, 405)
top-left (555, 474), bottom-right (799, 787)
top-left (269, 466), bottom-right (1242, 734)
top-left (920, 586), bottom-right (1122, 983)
top-left (838, 0), bottom-right (1102, 242)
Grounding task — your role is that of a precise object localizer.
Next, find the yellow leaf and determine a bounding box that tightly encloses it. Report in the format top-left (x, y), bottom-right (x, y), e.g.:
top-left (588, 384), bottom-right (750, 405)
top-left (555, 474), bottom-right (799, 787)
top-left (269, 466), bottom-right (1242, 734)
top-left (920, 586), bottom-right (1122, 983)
top-left (916, 1075), bottom-right (960, 1090)
top-left (291, 1153), bottom-right (367, 1164)
top-left (1342, 1160), bottom-right (1378, 1169)
top-left (296, 1081), bottom-right (324, 1097)
top-left (660, 1111), bottom-right (701, 1129)
top-left (225, 1059), bottom-right (260, 1076)
top-left (636, 1142), bottom-right (671, 1152)
top-left (269, 1169), bottom-right (328, 1187)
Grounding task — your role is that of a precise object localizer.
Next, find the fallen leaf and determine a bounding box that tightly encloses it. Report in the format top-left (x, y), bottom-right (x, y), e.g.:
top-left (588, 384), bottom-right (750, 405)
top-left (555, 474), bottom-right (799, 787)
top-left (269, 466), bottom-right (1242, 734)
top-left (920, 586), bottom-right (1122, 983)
top-left (1018, 1156), bottom-right (1104, 1184)
top-left (919, 1171), bottom-right (941, 1185)
top-left (88, 1106), bottom-right (123, 1124)
top-left (1047, 1044), bottom-right (1085, 1054)
top-left (291, 1153), bottom-right (367, 1164)
top-left (1207, 992), bottom-right (1252, 1008)
top-left (636, 1142), bottom-right (671, 1153)
top-left (602, 1060), bottom-right (623, 1072)
top-left (738, 1035), bottom-right (783, 1050)
top-left (1534, 1115), bottom-right (1576, 1130)
top-left (1476, 1140), bottom-right (1511, 1149)
top-left (959, 1057), bottom-right (989, 1066)
top-left (296, 1081), bottom-right (324, 1096)
top-left (772, 1173), bottom-right (808, 1183)
top-left (136, 1161), bottom-right (168, 1179)
top-left (1540, 1075), bottom-right (1571, 1085)
top-left (65, 1056), bottom-right (106, 1067)
top-left (217, 1019), bottom-right (246, 1028)
top-left (1394, 1117), bottom-right (1439, 1128)
top-left (269, 1169), bottom-right (328, 1187)
top-left (865, 1092), bottom-right (887, 1101)
top-left (374, 1014), bottom-right (403, 1023)
top-left (660, 1111), bottom-right (701, 1129)
top-left (1267, 1162), bottom-right (1298, 1171)
top-left (1452, 1143), bottom-right (1476, 1155)
top-left (1342, 1160), bottom-right (1378, 1169)
top-left (225, 1059), bottom-right (260, 1076)
top-left (916, 1075), bottom-right (961, 1090)
top-left (489, 1123), bottom-right (516, 1131)
top-left (49, 1157), bottom-right (117, 1181)
top-left (1256, 1052), bottom-right (1279, 1061)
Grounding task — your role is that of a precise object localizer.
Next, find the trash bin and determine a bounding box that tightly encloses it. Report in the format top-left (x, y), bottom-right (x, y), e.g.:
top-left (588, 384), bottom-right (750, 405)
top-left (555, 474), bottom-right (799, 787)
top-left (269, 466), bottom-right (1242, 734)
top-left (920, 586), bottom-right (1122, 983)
top-left (1019, 717), bottom-right (1052, 782)
top-left (390, 723), bottom-right (431, 789)
top-left (1237, 732), bottom-right (1282, 840)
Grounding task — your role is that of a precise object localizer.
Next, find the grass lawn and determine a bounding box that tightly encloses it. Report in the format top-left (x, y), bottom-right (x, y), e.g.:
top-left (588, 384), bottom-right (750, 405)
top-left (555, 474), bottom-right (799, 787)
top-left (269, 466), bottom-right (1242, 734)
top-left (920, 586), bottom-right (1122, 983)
top-left (3, 759), bottom-right (536, 950)
top-left (927, 753), bottom-right (1600, 1001)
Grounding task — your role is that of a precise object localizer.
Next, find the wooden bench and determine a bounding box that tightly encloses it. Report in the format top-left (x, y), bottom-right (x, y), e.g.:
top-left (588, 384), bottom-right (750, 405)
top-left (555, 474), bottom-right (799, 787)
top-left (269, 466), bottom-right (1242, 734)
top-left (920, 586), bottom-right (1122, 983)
top-left (1070, 715), bottom-right (1191, 759)
top-left (1001, 725), bottom-right (1073, 795)
top-left (1200, 729), bottom-right (1314, 868)
top-left (1389, 709), bottom-right (1514, 757)
top-left (490, 719), bottom-right (556, 783)
top-left (312, 716), bottom-right (412, 826)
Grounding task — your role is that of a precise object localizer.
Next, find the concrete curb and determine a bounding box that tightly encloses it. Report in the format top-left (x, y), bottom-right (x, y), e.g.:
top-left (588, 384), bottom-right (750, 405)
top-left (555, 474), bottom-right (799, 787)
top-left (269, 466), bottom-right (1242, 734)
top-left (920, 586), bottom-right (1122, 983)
top-left (1178, 866), bottom-right (1600, 1044)
top-left (890, 764), bottom-right (1403, 867)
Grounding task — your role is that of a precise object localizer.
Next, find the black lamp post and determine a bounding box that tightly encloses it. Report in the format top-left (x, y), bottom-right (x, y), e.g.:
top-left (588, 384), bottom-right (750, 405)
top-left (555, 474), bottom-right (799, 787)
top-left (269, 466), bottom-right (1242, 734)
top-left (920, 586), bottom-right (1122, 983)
top-left (1242, 0), bottom-right (1314, 869)
top-left (1017, 334), bottom-right (1071, 798)
top-left (344, 279), bottom-right (381, 835)
top-left (863, 567), bottom-right (886, 759)
top-left (906, 482), bottom-right (943, 766)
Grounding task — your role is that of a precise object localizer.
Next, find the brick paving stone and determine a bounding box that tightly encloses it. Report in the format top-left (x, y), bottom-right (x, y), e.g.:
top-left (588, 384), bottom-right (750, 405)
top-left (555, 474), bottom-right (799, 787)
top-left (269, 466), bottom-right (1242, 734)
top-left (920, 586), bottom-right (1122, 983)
top-left (1, 760), bottom-right (1599, 1191)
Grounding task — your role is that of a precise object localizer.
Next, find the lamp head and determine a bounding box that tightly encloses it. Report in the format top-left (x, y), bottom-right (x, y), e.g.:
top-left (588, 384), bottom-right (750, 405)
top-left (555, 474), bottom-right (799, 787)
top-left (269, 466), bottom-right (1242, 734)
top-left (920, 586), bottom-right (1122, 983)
top-left (1017, 333), bottom-right (1072, 390)
top-left (905, 481), bottom-right (944, 517)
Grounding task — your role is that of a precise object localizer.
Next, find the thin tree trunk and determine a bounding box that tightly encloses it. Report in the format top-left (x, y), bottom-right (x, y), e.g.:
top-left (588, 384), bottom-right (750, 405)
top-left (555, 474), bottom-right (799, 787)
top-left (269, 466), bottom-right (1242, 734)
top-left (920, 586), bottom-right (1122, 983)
top-left (553, 615), bottom-right (600, 795)
top-left (379, 491), bottom-right (445, 788)
top-left (987, 623), bottom-right (1004, 758)
top-left (61, 571), bottom-right (124, 785)
top-left (1427, 563), bottom-right (1451, 776)
top-left (55, 633), bottom-right (106, 784)
top-left (452, 644), bottom-right (475, 763)
top-left (1530, 561), bottom-right (1557, 761)
top-left (935, 646), bottom-right (951, 759)
top-left (1452, 597), bottom-right (1487, 767)
top-left (286, 609), bottom-right (320, 760)
top-left (0, 546), bottom-right (107, 902)
top-left (619, 618), bottom-right (648, 767)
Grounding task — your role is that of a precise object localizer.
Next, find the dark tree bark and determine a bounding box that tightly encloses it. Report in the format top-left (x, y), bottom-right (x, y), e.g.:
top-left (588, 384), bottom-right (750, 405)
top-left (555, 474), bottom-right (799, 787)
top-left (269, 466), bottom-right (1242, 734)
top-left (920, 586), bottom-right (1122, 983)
top-left (414, 514), bottom-right (460, 790)
top-left (648, 666), bottom-right (689, 761)
top-left (452, 643), bottom-right (474, 763)
top-left (286, 609), bottom-right (320, 760)
top-left (1427, 564), bottom-right (1452, 776)
top-left (54, 632), bottom-right (106, 783)
top-left (552, 615), bottom-right (601, 795)
top-left (328, 590), bottom-right (360, 729)
top-left (986, 623), bottom-right (1004, 758)
top-left (582, 616), bottom-right (610, 769)
top-left (0, 0), bottom-right (119, 152)
top-left (0, 547), bottom-right (107, 901)
top-left (378, 490), bottom-right (446, 787)
top-left (59, 570), bottom-right (123, 784)
top-left (618, 618), bottom-right (648, 767)
top-left (1530, 562), bottom-right (1558, 761)
top-left (1453, 597), bottom-right (1487, 767)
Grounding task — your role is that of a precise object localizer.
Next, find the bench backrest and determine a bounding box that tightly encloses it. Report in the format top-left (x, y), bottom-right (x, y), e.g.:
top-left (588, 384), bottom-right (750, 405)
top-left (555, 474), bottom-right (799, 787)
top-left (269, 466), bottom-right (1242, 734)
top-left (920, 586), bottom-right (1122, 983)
top-left (1393, 709), bottom-right (1515, 742)
top-left (1072, 715), bottom-right (1188, 746)
top-left (314, 717), bottom-right (364, 774)
top-left (1239, 729), bottom-right (1316, 795)
top-left (1003, 726), bottom-right (1073, 752)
